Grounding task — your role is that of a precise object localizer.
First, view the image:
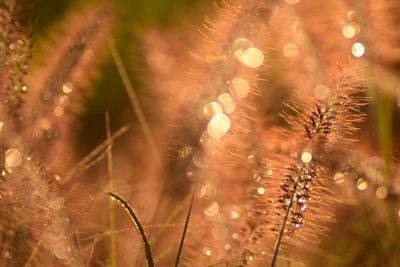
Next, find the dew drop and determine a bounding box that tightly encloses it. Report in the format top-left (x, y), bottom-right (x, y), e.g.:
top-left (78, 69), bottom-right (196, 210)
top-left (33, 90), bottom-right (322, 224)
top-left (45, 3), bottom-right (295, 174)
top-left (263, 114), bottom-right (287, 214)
top-left (203, 201), bottom-right (219, 217)
top-left (178, 146), bottom-right (193, 159)
top-left (376, 186), bottom-right (388, 199)
top-left (39, 118), bottom-right (51, 130)
top-left (193, 150), bottom-right (209, 168)
top-left (229, 204), bottom-right (241, 219)
top-left (247, 154), bottom-right (256, 164)
top-left (203, 102), bottom-right (223, 120)
top-left (253, 174), bottom-right (262, 182)
top-left (204, 248), bottom-right (212, 256)
top-left (199, 184), bottom-right (216, 199)
top-left (333, 172), bottom-right (345, 184)
top-left (301, 151), bottom-right (312, 163)
top-left (57, 95), bottom-right (70, 107)
top-left (5, 148), bottom-right (22, 168)
top-left (53, 238), bottom-right (72, 260)
top-left (356, 178), bottom-right (368, 190)
top-left (232, 38), bottom-right (253, 59)
top-left (217, 93), bottom-right (236, 114)
top-left (246, 255), bottom-right (254, 262)
top-left (342, 24), bottom-right (356, 39)
top-left (347, 10), bottom-right (356, 21)
top-left (284, 0), bottom-right (301, 4)
top-left (283, 43), bottom-right (299, 57)
top-left (229, 77), bottom-right (250, 99)
top-left (62, 82), bottom-right (73, 94)
top-left (351, 42), bottom-right (365, 57)
top-left (241, 47), bottom-right (264, 68)
top-left (54, 106), bottom-right (64, 117)
top-left (185, 163), bottom-right (197, 181)
top-left (257, 187), bottom-right (265, 195)
top-left (207, 113), bottom-right (231, 139)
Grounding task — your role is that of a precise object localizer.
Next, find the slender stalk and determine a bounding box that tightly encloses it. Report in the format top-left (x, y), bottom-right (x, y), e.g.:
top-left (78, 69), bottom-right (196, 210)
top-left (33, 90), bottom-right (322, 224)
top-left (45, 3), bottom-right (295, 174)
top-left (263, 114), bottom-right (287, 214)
top-left (23, 239), bottom-right (41, 267)
top-left (271, 167), bottom-right (304, 267)
top-left (375, 87), bottom-right (393, 180)
top-left (362, 201), bottom-right (390, 266)
top-left (64, 125), bottom-right (130, 181)
top-left (105, 112), bottom-right (117, 267)
top-left (175, 189), bottom-right (195, 267)
top-left (270, 183), bottom-right (298, 267)
top-left (109, 39), bottom-right (160, 163)
top-left (151, 193), bottom-right (192, 246)
top-left (107, 192), bottom-right (154, 267)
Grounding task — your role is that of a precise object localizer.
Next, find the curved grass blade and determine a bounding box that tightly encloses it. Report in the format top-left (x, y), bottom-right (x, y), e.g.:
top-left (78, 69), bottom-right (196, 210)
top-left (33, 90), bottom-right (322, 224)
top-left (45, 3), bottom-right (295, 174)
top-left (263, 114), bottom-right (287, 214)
top-left (175, 189), bottom-right (195, 267)
top-left (107, 192), bottom-right (154, 267)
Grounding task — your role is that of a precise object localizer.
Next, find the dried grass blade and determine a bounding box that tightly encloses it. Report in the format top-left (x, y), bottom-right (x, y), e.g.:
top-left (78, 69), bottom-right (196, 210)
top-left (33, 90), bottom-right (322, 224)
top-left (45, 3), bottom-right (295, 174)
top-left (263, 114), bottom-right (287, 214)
top-left (105, 112), bottom-right (117, 267)
top-left (64, 125), bottom-right (129, 181)
top-left (109, 39), bottom-right (160, 162)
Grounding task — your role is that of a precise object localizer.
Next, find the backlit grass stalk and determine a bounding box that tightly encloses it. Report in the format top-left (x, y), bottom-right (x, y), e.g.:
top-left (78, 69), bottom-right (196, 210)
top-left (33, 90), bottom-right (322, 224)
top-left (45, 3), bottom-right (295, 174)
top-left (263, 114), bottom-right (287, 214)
top-left (164, 0), bottom-right (277, 265)
top-left (262, 72), bottom-right (365, 266)
top-left (24, 5), bottom-right (113, 176)
top-left (0, 0), bottom-right (32, 127)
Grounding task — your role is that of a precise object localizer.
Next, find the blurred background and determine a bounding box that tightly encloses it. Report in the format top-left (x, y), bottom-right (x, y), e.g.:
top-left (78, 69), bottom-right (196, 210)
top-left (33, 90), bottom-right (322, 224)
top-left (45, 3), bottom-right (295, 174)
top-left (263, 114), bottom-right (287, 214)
top-left (19, 0), bottom-right (210, 152)
top-left (10, 0), bottom-right (400, 266)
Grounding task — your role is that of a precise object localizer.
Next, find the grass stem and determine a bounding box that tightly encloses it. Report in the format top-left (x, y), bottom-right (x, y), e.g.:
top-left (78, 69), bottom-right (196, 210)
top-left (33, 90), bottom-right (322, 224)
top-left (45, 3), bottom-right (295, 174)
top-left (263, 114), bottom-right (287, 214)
top-left (105, 112), bottom-right (117, 267)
